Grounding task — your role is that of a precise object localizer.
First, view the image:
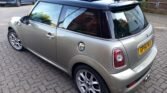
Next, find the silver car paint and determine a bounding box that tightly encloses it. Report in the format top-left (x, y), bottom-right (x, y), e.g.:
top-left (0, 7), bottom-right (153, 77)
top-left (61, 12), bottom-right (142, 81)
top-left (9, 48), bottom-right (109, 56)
top-left (8, 5), bottom-right (157, 93)
top-left (20, 21), bottom-right (58, 63)
top-left (119, 24), bottom-right (155, 69)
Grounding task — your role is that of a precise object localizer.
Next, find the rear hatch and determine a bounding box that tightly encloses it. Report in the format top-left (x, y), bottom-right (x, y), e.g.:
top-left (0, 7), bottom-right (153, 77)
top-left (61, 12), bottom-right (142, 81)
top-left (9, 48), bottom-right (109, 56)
top-left (110, 2), bottom-right (154, 68)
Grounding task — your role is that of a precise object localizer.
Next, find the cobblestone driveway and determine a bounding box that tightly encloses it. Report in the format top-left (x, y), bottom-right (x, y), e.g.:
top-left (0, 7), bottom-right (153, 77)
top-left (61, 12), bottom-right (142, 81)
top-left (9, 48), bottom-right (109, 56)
top-left (0, 5), bottom-right (167, 93)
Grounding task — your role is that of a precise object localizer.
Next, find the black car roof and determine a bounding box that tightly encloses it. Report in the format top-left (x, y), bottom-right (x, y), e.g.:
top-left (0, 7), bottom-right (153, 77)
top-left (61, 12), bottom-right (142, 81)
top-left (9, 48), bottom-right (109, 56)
top-left (39, 0), bottom-right (139, 10)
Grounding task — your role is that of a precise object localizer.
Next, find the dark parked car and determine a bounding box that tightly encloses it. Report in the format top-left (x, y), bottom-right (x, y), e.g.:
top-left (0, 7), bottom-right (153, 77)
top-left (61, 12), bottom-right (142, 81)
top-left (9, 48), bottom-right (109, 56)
top-left (0, 0), bottom-right (37, 6)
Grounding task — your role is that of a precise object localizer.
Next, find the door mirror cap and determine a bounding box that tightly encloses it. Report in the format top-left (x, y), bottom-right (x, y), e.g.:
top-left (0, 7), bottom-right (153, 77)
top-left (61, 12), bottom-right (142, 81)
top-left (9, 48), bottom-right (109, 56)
top-left (20, 15), bottom-right (30, 25)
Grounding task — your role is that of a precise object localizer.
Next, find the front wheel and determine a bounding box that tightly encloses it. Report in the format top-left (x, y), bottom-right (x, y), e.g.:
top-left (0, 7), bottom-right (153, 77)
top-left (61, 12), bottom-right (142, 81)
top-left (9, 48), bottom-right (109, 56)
top-left (8, 31), bottom-right (24, 51)
top-left (73, 65), bottom-right (110, 93)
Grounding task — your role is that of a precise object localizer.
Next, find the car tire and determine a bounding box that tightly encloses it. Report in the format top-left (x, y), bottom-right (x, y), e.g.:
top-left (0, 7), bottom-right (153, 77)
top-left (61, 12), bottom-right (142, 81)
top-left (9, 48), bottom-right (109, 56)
top-left (16, 0), bottom-right (21, 7)
top-left (73, 65), bottom-right (110, 93)
top-left (8, 30), bottom-right (24, 51)
top-left (33, 0), bottom-right (36, 4)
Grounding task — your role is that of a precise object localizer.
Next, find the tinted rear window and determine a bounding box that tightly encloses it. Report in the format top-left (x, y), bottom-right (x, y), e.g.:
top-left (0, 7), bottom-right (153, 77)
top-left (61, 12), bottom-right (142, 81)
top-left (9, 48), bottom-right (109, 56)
top-left (112, 5), bottom-right (148, 38)
top-left (59, 6), bottom-right (111, 38)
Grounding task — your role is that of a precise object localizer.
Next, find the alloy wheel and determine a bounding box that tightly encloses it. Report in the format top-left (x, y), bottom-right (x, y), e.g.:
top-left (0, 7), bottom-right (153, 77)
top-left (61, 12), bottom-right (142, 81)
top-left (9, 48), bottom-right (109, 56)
top-left (8, 32), bottom-right (23, 50)
top-left (76, 69), bottom-right (101, 93)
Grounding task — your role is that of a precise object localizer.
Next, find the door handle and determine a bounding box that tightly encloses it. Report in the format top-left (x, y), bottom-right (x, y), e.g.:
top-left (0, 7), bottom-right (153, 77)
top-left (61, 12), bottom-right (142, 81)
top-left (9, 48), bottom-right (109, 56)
top-left (46, 33), bottom-right (54, 39)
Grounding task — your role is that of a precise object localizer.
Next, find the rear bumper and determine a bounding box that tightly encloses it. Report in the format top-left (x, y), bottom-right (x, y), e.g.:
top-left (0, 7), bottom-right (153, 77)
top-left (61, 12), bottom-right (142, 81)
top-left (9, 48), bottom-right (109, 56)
top-left (107, 45), bottom-right (157, 93)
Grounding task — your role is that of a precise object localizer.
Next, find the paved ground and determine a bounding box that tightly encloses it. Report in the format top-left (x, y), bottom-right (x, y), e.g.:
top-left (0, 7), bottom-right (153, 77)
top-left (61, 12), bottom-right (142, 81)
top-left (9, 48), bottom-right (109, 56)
top-left (135, 13), bottom-right (167, 93)
top-left (0, 5), bottom-right (167, 93)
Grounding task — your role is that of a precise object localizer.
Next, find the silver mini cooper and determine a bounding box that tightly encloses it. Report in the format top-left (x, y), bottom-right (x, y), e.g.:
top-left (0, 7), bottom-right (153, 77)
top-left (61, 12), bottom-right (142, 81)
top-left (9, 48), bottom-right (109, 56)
top-left (8, 0), bottom-right (157, 93)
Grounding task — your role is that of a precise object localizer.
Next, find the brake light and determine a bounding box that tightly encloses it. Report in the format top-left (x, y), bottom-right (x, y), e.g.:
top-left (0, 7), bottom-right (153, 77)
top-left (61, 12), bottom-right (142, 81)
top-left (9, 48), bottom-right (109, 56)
top-left (113, 49), bottom-right (125, 68)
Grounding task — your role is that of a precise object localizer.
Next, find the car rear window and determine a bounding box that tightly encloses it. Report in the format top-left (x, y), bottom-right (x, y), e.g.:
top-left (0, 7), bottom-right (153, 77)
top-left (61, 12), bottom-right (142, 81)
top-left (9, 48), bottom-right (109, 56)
top-left (111, 5), bottom-right (148, 38)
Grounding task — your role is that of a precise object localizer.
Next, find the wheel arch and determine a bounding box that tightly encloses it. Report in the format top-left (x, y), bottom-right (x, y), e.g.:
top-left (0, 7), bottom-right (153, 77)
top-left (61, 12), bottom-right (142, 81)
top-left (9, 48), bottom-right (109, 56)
top-left (68, 55), bottom-right (112, 92)
top-left (69, 55), bottom-right (109, 77)
top-left (8, 26), bottom-right (21, 38)
top-left (8, 27), bottom-right (14, 32)
top-left (8, 26), bottom-right (18, 36)
top-left (71, 63), bottom-right (91, 77)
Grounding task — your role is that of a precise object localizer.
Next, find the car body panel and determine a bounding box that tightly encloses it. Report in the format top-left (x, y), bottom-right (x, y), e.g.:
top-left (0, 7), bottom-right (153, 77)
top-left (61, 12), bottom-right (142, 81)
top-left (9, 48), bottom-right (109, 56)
top-left (110, 45), bottom-right (157, 93)
top-left (19, 20), bottom-right (58, 63)
top-left (8, 0), bottom-right (158, 93)
top-left (119, 24), bottom-right (154, 68)
top-left (8, 17), bottom-right (22, 38)
top-left (56, 27), bottom-right (130, 74)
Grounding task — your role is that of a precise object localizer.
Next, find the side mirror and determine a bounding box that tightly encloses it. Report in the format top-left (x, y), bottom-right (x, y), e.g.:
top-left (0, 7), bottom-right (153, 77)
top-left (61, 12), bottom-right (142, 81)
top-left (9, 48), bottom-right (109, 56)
top-left (20, 16), bottom-right (30, 25)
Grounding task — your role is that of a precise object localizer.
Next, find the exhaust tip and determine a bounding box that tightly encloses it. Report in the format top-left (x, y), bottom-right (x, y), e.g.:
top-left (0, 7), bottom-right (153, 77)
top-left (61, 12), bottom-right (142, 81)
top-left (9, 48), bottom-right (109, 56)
top-left (144, 74), bottom-right (150, 82)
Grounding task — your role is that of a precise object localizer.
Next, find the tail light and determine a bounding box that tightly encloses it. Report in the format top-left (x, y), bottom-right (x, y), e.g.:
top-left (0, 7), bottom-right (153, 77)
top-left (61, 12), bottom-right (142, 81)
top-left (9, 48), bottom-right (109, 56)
top-left (113, 49), bottom-right (125, 68)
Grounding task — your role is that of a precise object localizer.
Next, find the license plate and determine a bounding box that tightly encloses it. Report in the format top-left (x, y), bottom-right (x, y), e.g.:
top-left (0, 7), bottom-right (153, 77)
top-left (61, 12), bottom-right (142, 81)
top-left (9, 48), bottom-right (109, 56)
top-left (138, 40), bottom-right (153, 55)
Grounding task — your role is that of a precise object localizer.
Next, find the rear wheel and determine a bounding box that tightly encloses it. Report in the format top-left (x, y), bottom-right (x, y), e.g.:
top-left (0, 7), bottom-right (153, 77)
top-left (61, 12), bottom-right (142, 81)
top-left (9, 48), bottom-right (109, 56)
top-left (8, 30), bottom-right (24, 51)
top-left (32, 0), bottom-right (36, 4)
top-left (16, 0), bottom-right (21, 7)
top-left (73, 65), bottom-right (110, 93)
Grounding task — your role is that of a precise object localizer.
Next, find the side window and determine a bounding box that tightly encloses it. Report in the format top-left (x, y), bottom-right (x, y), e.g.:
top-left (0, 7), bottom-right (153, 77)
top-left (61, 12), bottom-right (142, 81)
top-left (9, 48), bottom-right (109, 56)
top-left (29, 2), bottom-right (62, 27)
top-left (59, 6), bottom-right (101, 37)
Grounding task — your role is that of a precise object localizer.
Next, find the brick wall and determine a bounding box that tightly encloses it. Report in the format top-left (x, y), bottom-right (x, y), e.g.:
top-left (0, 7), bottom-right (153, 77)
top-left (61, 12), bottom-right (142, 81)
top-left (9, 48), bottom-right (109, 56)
top-left (143, 0), bottom-right (167, 14)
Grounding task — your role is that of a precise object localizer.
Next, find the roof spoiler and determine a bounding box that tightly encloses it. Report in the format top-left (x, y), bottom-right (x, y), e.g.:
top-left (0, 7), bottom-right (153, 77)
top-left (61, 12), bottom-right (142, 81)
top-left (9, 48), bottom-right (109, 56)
top-left (110, 1), bottom-right (140, 12)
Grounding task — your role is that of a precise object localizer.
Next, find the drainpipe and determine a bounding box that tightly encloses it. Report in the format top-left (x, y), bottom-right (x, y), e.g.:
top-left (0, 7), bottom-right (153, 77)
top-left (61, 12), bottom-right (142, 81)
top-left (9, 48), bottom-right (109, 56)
top-left (156, 0), bottom-right (160, 8)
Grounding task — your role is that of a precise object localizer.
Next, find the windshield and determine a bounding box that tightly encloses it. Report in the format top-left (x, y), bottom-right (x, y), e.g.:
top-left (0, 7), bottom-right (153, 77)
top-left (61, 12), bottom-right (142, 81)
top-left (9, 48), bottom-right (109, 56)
top-left (112, 5), bottom-right (148, 38)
